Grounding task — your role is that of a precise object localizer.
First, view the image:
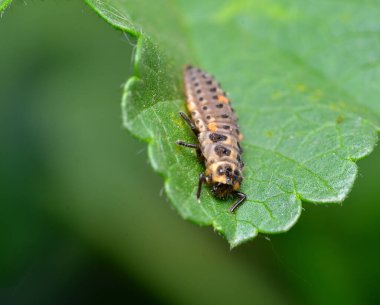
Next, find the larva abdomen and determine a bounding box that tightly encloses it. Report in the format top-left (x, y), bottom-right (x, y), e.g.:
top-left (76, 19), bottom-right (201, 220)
top-left (177, 65), bottom-right (246, 212)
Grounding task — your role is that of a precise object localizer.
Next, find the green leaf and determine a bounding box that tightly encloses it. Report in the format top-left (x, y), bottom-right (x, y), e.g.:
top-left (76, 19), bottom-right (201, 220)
top-left (0, 0), bottom-right (12, 12)
top-left (85, 0), bottom-right (380, 247)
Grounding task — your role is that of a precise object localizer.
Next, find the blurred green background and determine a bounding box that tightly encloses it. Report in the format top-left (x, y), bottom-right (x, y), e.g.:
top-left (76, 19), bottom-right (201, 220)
top-left (1, 1), bottom-right (380, 304)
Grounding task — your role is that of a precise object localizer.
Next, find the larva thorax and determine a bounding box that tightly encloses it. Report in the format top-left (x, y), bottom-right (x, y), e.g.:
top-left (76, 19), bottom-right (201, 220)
top-left (183, 65), bottom-right (244, 198)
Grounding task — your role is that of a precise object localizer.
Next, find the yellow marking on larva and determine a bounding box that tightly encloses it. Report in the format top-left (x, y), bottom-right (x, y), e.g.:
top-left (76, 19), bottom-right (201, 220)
top-left (186, 94), bottom-right (195, 103)
top-left (223, 137), bottom-right (233, 145)
top-left (207, 122), bottom-right (218, 132)
top-left (233, 182), bottom-right (240, 191)
top-left (213, 175), bottom-right (227, 184)
top-left (217, 95), bottom-right (229, 103)
top-left (238, 133), bottom-right (243, 141)
top-left (187, 102), bottom-right (197, 111)
top-left (205, 167), bottom-right (213, 176)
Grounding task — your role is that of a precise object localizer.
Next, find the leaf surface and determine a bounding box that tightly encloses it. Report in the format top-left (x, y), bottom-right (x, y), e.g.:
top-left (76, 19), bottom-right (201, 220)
top-left (86, 0), bottom-right (380, 247)
top-left (0, 0), bottom-right (12, 12)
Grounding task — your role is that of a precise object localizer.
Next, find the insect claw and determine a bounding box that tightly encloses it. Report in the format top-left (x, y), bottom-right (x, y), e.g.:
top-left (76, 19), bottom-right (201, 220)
top-left (229, 192), bottom-right (247, 213)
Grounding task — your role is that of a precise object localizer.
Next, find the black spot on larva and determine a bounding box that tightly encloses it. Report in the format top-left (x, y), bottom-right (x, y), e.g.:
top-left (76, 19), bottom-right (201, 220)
top-left (209, 159), bottom-right (215, 164)
top-left (236, 129), bottom-right (240, 134)
top-left (210, 87), bottom-right (217, 92)
top-left (221, 114), bottom-right (229, 119)
top-left (214, 145), bottom-right (231, 157)
top-left (202, 106), bottom-right (208, 110)
top-left (197, 68), bottom-right (202, 72)
top-left (199, 97), bottom-right (204, 101)
top-left (186, 65), bottom-right (193, 70)
top-left (196, 89), bottom-right (201, 94)
top-left (237, 142), bottom-right (243, 153)
top-left (231, 108), bottom-right (235, 112)
top-left (196, 119), bottom-right (200, 124)
top-left (216, 104), bottom-right (224, 108)
top-left (206, 115), bottom-right (211, 120)
top-left (206, 80), bottom-right (212, 85)
top-left (194, 82), bottom-right (199, 86)
top-left (191, 76), bottom-right (196, 81)
top-left (223, 125), bottom-right (230, 130)
top-left (237, 154), bottom-right (241, 162)
top-left (191, 111), bottom-right (196, 115)
top-left (209, 133), bottom-right (227, 142)
top-left (217, 165), bottom-right (224, 175)
top-left (234, 169), bottom-right (240, 176)
top-left (212, 95), bottom-right (218, 99)
top-left (225, 166), bottom-right (233, 178)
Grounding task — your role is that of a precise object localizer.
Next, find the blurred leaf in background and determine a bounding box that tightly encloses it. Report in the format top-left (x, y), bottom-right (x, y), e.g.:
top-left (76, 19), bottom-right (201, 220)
top-left (1, 1), bottom-right (380, 305)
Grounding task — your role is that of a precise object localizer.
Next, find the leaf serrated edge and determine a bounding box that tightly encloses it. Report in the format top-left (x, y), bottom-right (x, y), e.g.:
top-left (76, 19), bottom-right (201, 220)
top-left (84, 0), bottom-right (380, 248)
top-left (84, 0), bottom-right (227, 231)
top-left (84, 1), bottom-right (146, 143)
top-left (84, 0), bottom-right (312, 248)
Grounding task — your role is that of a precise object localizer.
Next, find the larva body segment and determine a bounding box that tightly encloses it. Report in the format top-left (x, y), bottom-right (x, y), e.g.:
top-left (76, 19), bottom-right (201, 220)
top-left (177, 65), bottom-right (246, 212)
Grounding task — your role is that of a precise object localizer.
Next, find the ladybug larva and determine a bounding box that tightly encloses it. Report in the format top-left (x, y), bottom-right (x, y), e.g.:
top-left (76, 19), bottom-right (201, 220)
top-left (176, 65), bottom-right (246, 212)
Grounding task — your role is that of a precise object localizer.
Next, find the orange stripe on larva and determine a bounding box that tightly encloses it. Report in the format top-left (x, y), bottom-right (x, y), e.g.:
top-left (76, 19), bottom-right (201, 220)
top-left (207, 122), bottom-right (218, 132)
top-left (217, 95), bottom-right (229, 103)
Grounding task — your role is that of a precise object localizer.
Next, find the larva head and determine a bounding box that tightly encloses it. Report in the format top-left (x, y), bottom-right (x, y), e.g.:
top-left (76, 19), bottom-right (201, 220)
top-left (207, 162), bottom-right (243, 199)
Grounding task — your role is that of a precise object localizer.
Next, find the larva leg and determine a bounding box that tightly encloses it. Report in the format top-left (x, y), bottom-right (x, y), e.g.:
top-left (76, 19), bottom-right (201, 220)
top-left (229, 192), bottom-right (247, 213)
top-left (176, 140), bottom-right (204, 161)
top-left (196, 173), bottom-right (206, 199)
top-left (179, 111), bottom-right (198, 136)
top-left (176, 141), bottom-right (198, 149)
